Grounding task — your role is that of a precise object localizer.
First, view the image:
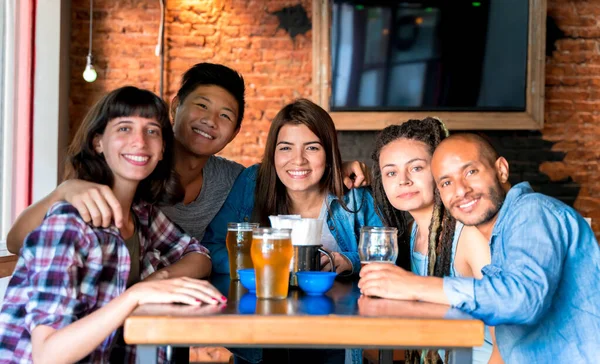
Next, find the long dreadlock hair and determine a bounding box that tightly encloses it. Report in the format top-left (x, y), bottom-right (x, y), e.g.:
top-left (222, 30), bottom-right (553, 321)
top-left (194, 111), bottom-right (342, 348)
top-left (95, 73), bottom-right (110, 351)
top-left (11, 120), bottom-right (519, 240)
top-left (371, 117), bottom-right (454, 364)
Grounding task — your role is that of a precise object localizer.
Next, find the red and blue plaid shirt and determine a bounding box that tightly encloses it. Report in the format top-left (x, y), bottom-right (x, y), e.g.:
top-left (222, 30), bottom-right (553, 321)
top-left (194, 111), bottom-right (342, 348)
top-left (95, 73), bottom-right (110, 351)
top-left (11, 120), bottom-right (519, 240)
top-left (0, 201), bottom-right (209, 363)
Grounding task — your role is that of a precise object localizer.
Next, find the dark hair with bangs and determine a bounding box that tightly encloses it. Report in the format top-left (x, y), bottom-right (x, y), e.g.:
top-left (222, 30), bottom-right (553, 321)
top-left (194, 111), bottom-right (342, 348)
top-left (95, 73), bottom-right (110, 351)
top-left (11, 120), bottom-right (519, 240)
top-left (253, 99), bottom-right (347, 225)
top-left (176, 62), bottom-right (245, 128)
top-left (65, 86), bottom-right (183, 204)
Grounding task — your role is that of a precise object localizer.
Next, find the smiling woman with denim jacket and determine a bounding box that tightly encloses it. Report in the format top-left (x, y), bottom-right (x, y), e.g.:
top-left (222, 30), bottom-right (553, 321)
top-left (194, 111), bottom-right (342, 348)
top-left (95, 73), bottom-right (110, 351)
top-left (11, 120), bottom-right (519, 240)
top-left (203, 99), bottom-right (382, 364)
top-left (205, 163), bottom-right (382, 277)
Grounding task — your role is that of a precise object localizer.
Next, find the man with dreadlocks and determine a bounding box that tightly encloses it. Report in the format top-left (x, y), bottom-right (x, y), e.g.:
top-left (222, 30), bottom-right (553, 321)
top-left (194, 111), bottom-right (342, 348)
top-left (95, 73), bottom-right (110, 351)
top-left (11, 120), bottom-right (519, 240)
top-left (362, 132), bottom-right (600, 363)
top-left (358, 118), bottom-right (502, 364)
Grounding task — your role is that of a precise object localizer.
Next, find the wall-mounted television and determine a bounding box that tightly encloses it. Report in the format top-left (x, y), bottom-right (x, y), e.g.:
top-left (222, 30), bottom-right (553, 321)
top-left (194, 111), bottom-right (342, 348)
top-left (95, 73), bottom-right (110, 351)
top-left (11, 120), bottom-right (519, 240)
top-left (330, 0), bottom-right (528, 112)
top-left (313, 0), bottom-right (546, 130)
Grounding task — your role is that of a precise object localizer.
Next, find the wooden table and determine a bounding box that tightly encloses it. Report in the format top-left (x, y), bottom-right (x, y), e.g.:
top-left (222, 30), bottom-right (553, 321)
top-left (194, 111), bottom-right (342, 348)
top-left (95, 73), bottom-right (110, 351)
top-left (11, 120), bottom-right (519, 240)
top-left (124, 274), bottom-right (484, 364)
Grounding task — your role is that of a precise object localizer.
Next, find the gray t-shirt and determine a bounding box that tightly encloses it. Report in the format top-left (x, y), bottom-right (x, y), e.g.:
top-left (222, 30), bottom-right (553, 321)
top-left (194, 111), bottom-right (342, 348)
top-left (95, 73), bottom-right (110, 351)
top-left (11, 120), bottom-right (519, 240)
top-left (160, 155), bottom-right (245, 241)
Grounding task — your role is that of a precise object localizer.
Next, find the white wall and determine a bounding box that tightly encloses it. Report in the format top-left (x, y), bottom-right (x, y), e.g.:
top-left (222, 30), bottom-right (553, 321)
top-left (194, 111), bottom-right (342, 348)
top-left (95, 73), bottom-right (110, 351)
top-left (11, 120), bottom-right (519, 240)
top-left (32, 0), bottom-right (70, 202)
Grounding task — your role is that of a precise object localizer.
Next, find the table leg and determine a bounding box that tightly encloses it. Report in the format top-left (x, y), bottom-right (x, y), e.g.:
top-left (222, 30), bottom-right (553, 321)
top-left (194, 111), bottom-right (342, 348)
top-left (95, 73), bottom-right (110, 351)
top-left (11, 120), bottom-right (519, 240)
top-left (379, 349), bottom-right (393, 364)
top-left (450, 347), bottom-right (473, 364)
top-left (136, 345), bottom-right (158, 364)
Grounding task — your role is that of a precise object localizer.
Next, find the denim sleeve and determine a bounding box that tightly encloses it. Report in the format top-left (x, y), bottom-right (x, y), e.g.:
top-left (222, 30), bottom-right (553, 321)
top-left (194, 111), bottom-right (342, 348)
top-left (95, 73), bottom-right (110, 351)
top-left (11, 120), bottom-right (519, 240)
top-left (202, 205), bottom-right (234, 275)
top-left (443, 201), bottom-right (569, 326)
top-left (363, 188), bottom-right (384, 227)
top-left (202, 169), bottom-right (253, 275)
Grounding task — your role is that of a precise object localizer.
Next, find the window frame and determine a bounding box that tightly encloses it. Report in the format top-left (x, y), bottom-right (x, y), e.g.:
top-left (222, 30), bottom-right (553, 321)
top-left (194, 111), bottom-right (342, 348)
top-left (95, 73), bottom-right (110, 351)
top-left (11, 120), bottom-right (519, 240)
top-left (1, 0), bottom-right (14, 239)
top-left (312, 0), bottom-right (547, 130)
top-left (1, 0), bottom-right (35, 240)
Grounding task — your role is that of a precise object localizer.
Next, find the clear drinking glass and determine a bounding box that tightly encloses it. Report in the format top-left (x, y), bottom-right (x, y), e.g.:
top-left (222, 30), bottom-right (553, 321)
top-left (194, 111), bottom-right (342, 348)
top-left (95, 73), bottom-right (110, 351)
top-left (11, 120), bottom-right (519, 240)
top-left (358, 226), bottom-right (398, 267)
top-left (251, 228), bottom-right (293, 300)
top-left (226, 222), bottom-right (260, 280)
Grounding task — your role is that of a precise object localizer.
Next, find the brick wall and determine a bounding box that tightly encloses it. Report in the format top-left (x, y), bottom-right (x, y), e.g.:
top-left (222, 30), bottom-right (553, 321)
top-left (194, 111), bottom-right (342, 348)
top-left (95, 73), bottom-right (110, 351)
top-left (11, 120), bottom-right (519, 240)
top-left (69, 0), bottom-right (600, 236)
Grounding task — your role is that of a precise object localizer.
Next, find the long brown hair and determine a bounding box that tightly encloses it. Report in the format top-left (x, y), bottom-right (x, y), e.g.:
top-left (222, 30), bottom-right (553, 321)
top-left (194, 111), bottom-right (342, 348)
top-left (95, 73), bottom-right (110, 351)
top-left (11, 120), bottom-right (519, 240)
top-left (254, 99), bottom-right (345, 225)
top-left (65, 86), bottom-right (183, 204)
top-left (371, 117), bottom-right (453, 364)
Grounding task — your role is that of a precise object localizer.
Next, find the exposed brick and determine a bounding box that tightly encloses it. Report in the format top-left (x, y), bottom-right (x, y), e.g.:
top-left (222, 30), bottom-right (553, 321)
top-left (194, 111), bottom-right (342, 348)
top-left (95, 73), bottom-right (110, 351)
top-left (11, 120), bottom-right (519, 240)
top-left (177, 10), bottom-right (202, 24)
top-left (540, 161), bottom-right (571, 181)
top-left (190, 2), bottom-right (215, 13)
top-left (552, 52), bottom-right (600, 64)
top-left (555, 39), bottom-right (598, 53)
top-left (166, 23), bottom-right (192, 35)
top-left (167, 35), bottom-right (206, 47)
top-left (224, 37), bottom-right (251, 48)
top-left (546, 100), bottom-right (574, 110)
top-left (573, 100), bottom-right (600, 111)
top-left (168, 47), bottom-right (215, 59)
top-left (575, 3), bottom-right (600, 16)
top-left (222, 26), bottom-right (240, 37)
top-left (554, 15), bottom-right (598, 27)
top-left (191, 24), bottom-right (217, 36)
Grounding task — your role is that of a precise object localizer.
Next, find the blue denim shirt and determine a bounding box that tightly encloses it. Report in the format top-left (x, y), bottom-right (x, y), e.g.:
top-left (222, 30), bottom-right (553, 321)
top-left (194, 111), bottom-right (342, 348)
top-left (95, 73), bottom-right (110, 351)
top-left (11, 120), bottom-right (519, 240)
top-left (203, 163), bottom-right (383, 276)
top-left (443, 182), bottom-right (600, 363)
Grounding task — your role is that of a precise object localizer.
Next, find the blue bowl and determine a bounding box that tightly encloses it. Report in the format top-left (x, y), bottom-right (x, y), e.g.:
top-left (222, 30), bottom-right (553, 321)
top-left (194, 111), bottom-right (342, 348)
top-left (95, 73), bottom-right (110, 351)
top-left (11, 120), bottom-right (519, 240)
top-left (237, 268), bottom-right (256, 293)
top-left (238, 293), bottom-right (257, 314)
top-left (300, 295), bottom-right (335, 315)
top-left (295, 271), bottom-right (337, 296)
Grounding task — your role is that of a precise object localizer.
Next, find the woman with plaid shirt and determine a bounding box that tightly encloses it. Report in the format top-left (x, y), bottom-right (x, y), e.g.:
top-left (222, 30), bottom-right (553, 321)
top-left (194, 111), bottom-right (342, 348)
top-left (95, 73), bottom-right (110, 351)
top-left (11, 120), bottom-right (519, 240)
top-left (0, 86), bottom-right (225, 363)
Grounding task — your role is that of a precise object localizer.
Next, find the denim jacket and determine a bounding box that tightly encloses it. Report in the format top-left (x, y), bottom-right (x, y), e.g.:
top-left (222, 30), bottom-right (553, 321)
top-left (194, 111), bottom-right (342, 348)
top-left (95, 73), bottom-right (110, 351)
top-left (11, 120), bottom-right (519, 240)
top-left (443, 182), bottom-right (600, 363)
top-left (203, 163), bottom-right (383, 276)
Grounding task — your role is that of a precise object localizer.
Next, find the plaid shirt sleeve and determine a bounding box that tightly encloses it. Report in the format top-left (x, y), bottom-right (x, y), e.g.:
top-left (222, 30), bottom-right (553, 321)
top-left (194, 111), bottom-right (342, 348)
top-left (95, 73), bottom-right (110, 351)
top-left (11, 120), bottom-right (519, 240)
top-left (19, 205), bottom-right (100, 333)
top-left (143, 204), bottom-right (210, 271)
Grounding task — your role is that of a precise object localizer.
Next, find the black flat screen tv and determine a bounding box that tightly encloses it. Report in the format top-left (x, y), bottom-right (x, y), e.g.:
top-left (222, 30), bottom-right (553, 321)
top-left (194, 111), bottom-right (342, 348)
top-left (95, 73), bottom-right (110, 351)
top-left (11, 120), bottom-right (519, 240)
top-left (330, 0), bottom-right (529, 112)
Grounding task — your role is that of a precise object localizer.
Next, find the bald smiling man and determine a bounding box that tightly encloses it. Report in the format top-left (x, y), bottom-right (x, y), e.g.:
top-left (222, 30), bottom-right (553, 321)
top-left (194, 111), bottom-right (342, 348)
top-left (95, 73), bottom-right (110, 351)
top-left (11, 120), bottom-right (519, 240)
top-left (367, 133), bottom-right (600, 363)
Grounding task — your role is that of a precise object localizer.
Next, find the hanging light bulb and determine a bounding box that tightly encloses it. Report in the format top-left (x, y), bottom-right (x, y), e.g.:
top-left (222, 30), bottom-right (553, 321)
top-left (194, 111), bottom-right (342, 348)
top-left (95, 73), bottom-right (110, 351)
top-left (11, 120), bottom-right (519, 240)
top-left (83, 0), bottom-right (97, 82)
top-left (83, 54), bottom-right (97, 83)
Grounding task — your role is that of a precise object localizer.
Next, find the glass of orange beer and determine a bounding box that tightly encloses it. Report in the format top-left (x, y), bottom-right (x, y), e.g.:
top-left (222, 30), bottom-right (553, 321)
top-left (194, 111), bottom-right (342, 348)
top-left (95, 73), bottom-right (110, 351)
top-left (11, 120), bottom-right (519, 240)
top-left (226, 222), bottom-right (259, 280)
top-left (359, 227), bottom-right (398, 267)
top-left (251, 227), bottom-right (293, 300)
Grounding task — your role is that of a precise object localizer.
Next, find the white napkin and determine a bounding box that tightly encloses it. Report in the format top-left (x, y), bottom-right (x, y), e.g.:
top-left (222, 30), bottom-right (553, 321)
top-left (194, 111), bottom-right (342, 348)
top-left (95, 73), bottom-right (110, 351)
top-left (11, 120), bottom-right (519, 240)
top-left (269, 215), bottom-right (323, 246)
top-left (268, 215), bottom-right (301, 230)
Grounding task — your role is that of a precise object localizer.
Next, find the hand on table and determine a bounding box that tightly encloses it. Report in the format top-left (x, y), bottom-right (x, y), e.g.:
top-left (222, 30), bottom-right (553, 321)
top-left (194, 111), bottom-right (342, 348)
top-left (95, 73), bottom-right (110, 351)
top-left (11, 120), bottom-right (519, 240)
top-left (128, 277), bottom-right (227, 306)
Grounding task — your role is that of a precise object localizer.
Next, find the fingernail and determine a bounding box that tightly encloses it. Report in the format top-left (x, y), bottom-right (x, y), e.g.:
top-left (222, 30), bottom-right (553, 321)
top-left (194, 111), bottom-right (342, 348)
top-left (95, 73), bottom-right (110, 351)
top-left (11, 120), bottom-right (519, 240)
top-left (196, 299), bottom-right (201, 302)
top-left (221, 296), bottom-right (227, 302)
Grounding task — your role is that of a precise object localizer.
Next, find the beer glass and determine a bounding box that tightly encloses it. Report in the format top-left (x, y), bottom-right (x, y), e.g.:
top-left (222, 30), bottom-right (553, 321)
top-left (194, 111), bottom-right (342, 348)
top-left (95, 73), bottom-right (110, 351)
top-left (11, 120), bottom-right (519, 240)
top-left (226, 222), bottom-right (259, 280)
top-left (358, 227), bottom-right (398, 267)
top-left (251, 227), bottom-right (293, 300)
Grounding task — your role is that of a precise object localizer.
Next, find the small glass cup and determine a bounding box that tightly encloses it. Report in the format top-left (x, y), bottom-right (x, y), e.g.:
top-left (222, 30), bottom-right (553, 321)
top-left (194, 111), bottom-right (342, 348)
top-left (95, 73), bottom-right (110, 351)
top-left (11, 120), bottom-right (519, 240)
top-left (226, 222), bottom-right (259, 280)
top-left (250, 227), bottom-right (293, 300)
top-left (358, 226), bottom-right (398, 267)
